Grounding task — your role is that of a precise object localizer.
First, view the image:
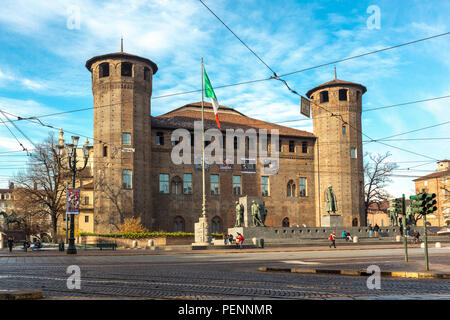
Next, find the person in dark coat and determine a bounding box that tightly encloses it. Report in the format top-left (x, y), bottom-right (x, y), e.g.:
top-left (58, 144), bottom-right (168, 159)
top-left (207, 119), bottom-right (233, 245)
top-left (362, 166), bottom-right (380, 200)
top-left (7, 236), bottom-right (14, 253)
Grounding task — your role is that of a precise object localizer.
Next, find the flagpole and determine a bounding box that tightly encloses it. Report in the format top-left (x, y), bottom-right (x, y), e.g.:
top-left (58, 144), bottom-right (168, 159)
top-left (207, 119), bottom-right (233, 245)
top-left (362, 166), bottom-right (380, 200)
top-left (201, 58), bottom-right (206, 218)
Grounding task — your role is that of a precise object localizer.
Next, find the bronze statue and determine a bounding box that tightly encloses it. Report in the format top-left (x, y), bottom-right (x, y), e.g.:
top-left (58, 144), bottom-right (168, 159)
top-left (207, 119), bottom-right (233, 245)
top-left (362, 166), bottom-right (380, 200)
top-left (251, 201), bottom-right (263, 227)
top-left (0, 211), bottom-right (23, 230)
top-left (387, 207), bottom-right (398, 226)
top-left (234, 201), bottom-right (244, 227)
top-left (325, 185), bottom-right (338, 214)
top-left (260, 201), bottom-right (267, 226)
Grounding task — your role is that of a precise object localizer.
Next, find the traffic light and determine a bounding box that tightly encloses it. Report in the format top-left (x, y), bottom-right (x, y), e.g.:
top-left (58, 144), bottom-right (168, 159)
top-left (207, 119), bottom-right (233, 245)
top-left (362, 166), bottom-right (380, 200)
top-left (392, 198), bottom-right (402, 215)
top-left (424, 193), bottom-right (437, 215)
top-left (410, 191), bottom-right (436, 215)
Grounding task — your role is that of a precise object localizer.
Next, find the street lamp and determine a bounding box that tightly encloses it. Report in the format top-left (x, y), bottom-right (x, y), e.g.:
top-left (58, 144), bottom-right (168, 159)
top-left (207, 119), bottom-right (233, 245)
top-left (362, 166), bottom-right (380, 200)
top-left (56, 136), bottom-right (93, 254)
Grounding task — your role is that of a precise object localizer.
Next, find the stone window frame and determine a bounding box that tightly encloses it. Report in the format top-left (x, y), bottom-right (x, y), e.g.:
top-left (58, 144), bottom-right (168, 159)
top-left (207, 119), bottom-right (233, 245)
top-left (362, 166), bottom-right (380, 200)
top-left (159, 173), bottom-right (170, 194)
top-left (173, 216), bottom-right (185, 232)
top-left (122, 169), bottom-right (133, 189)
top-left (288, 140), bottom-right (295, 153)
top-left (282, 217), bottom-right (290, 227)
top-left (350, 147), bottom-right (357, 159)
top-left (183, 173), bottom-right (193, 195)
top-left (301, 141), bottom-right (308, 153)
top-left (210, 174), bottom-right (220, 196)
top-left (232, 175), bottom-right (242, 195)
top-left (287, 180), bottom-right (296, 197)
top-left (299, 177), bottom-right (307, 197)
top-left (261, 176), bottom-right (270, 197)
top-left (211, 216), bottom-right (222, 234)
top-left (171, 176), bottom-right (182, 195)
top-left (121, 62), bottom-right (133, 77)
top-left (156, 132), bottom-right (164, 146)
top-left (339, 89), bottom-right (348, 101)
top-left (99, 62), bottom-right (109, 78)
top-left (144, 67), bottom-right (151, 81)
top-left (320, 90), bottom-right (329, 103)
top-left (85, 215), bottom-right (89, 223)
top-left (122, 132), bottom-right (131, 145)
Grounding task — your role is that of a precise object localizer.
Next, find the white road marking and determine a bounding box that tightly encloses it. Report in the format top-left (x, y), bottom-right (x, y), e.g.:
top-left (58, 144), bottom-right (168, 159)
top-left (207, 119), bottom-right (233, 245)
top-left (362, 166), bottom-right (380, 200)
top-left (281, 260), bottom-right (322, 265)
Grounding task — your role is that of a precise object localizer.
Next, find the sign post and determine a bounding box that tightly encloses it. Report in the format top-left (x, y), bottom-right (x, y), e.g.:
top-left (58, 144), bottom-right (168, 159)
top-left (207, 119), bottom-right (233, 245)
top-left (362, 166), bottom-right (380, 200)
top-left (300, 96), bottom-right (311, 118)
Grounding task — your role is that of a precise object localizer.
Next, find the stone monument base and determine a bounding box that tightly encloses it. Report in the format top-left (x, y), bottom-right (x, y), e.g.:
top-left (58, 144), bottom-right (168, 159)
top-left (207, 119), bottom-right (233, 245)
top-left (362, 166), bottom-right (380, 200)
top-left (192, 216), bottom-right (211, 246)
top-left (321, 214), bottom-right (343, 227)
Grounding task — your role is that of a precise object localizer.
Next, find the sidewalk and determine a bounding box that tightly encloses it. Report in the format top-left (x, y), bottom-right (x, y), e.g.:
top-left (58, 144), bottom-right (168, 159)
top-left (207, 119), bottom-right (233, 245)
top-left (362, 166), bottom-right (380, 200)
top-left (0, 242), bottom-right (448, 257)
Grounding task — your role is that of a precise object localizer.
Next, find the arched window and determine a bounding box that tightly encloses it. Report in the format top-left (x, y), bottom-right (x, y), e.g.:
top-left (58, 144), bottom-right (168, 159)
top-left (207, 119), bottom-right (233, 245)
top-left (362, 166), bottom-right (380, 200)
top-left (121, 62), bottom-right (133, 77)
top-left (99, 62), bottom-right (109, 78)
top-left (171, 176), bottom-right (182, 195)
top-left (211, 216), bottom-right (222, 234)
top-left (320, 91), bottom-right (329, 103)
top-left (173, 216), bottom-right (185, 232)
top-left (287, 180), bottom-right (296, 197)
top-left (282, 217), bottom-right (290, 227)
top-left (352, 218), bottom-right (358, 226)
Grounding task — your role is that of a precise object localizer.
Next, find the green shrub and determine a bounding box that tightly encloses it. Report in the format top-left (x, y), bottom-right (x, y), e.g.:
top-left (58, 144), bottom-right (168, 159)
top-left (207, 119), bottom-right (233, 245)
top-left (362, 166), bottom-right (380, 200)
top-left (79, 232), bottom-right (223, 239)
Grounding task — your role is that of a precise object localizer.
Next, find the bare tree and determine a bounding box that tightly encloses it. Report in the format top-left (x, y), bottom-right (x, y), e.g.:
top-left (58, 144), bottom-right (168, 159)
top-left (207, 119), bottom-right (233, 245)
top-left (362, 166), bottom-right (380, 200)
top-left (364, 152), bottom-right (398, 220)
top-left (94, 171), bottom-right (132, 231)
top-left (13, 133), bottom-right (70, 241)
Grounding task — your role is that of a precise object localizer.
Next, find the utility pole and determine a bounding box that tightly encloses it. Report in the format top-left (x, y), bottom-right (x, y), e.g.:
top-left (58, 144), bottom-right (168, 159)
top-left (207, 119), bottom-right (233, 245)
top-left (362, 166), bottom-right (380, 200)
top-left (401, 194), bottom-right (408, 262)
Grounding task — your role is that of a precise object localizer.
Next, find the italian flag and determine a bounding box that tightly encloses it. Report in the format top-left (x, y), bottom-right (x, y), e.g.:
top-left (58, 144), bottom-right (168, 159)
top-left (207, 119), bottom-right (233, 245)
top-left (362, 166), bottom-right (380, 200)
top-left (204, 68), bottom-right (221, 129)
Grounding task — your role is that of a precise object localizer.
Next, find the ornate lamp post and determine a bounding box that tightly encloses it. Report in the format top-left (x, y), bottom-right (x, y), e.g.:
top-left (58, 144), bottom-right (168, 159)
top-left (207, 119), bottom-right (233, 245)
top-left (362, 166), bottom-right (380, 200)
top-left (56, 136), bottom-right (92, 254)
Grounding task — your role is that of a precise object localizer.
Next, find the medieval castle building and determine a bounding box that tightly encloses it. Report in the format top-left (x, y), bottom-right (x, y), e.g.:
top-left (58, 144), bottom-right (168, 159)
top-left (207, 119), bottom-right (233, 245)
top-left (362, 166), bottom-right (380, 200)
top-left (84, 50), bottom-right (366, 234)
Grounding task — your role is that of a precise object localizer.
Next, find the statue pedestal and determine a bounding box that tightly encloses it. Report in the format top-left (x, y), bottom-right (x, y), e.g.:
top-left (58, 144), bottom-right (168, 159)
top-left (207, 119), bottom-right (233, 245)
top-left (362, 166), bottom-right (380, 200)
top-left (321, 214), bottom-right (343, 227)
top-left (192, 216), bottom-right (211, 247)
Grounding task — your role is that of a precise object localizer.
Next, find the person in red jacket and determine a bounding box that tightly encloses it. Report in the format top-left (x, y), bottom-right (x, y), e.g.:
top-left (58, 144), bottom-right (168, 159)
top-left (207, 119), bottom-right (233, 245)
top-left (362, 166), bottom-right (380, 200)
top-left (236, 233), bottom-right (244, 249)
top-left (329, 232), bottom-right (336, 248)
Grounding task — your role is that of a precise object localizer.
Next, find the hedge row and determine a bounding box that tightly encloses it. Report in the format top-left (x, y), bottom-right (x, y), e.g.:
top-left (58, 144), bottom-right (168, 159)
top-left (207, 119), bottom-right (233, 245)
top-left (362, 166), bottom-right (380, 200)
top-left (79, 232), bottom-right (223, 239)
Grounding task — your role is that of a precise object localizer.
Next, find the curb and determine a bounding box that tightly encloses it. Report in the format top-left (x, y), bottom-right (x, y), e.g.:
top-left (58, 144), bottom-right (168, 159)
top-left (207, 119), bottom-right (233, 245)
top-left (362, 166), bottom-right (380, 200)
top-left (0, 289), bottom-right (43, 300)
top-left (258, 267), bottom-right (450, 279)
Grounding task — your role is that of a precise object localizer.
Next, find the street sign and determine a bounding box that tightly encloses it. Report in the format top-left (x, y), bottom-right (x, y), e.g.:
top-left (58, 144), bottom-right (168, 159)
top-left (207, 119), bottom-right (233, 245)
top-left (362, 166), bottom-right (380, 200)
top-left (300, 96), bottom-right (311, 118)
top-left (66, 188), bottom-right (80, 215)
top-left (122, 147), bottom-right (135, 153)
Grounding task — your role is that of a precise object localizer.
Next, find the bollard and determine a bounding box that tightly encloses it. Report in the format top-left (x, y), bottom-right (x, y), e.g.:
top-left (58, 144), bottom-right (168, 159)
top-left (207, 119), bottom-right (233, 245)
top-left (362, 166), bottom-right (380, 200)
top-left (352, 236), bottom-right (359, 243)
top-left (420, 242), bottom-right (425, 249)
top-left (252, 237), bottom-right (257, 245)
top-left (435, 242), bottom-right (441, 248)
top-left (395, 235), bottom-right (401, 242)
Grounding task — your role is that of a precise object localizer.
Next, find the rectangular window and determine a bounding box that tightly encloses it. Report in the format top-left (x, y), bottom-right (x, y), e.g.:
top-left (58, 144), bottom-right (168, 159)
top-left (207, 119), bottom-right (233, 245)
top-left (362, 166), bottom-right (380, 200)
top-left (122, 170), bottom-right (132, 189)
top-left (122, 132), bottom-right (131, 145)
top-left (299, 177), bottom-right (307, 197)
top-left (210, 174), bottom-right (219, 195)
top-left (279, 139), bottom-right (283, 152)
top-left (183, 173), bottom-right (192, 194)
top-left (85, 216), bottom-right (89, 223)
top-left (339, 89), bottom-right (347, 101)
top-left (159, 174), bottom-right (170, 194)
top-left (320, 91), bottom-right (329, 103)
top-left (342, 125), bottom-right (347, 136)
top-left (121, 62), bottom-right (133, 77)
top-left (289, 140), bottom-right (295, 153)
top-left (103, 145), bottom-right (108, 157)
top-left (233, 175), bottom-right (241, 195)
top-left (156, 132), bottom-right (164, 146)
top-left (350, 147), bottom-right (357, 159)
top-left (84, 196), bottom-right (89, 205)
top-left (301, 141), bottom-right (307, 153)
top-left (261, 176), bottom-right (269, 197)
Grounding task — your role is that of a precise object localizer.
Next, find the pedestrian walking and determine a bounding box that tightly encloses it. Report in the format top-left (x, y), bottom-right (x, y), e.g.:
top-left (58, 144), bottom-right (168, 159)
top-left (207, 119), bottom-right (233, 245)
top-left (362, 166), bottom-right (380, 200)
top-left (368, 224), bottom-right (373, 238)
top-left (328, 232), bottom-right (336, 248)
top-left (223, 234), bottom-right (228, 245)
top-left (374, 224), bottom-right (380, 238)
top-left (406, 225), bottom-right (411, 237)
top-left (236, 233), bottom-right (244, 249)
top-left (7, 235), bottom-right (14, 253)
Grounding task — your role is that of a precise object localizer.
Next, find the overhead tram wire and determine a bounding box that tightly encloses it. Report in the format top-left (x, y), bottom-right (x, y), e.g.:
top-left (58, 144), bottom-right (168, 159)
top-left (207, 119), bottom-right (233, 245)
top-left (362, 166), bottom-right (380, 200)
top-left (0, 113), bottom-right (29, 154)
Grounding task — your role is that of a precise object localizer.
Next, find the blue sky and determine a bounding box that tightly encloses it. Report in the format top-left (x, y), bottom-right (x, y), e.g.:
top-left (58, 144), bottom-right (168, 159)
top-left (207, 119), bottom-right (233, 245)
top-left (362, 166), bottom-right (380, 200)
top-left (0, 0), bottom-right (449, 197)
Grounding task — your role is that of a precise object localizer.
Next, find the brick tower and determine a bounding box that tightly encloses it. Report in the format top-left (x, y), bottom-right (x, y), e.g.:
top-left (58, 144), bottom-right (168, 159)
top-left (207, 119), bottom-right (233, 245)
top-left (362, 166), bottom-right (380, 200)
top-left (306, 76), bottom-right (366, 227)
top-left (85, 49), bottom-right (158, 232)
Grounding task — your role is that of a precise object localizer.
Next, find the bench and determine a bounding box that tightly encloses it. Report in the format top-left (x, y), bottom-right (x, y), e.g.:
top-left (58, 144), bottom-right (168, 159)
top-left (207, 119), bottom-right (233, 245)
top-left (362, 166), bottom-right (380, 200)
top-left (96, 242), bottom-right (117, 250)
